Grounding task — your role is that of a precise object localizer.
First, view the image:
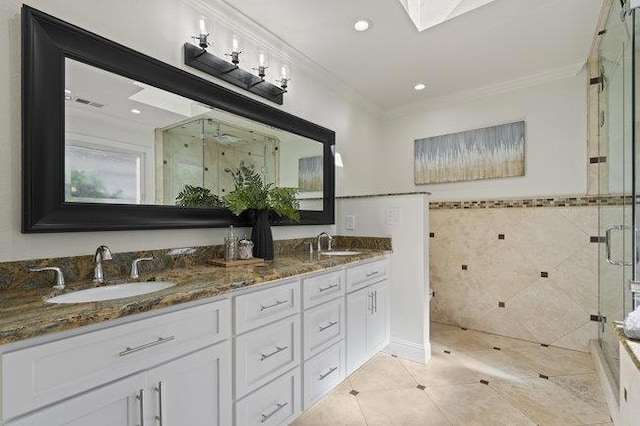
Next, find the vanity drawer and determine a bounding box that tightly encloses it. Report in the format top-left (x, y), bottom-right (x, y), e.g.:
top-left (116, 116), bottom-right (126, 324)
top-left (235, 367), bottom-right (301, 426)
top-left (2, 299), bottom-right (230, 420)
top-left (302, 270), bottom-right (345, 309)
top-left (235, 280), bottom-right (300, 334)
top-left (235, 315), bottom-right (301, 398)
top-left (303, 342), bottom-right (345, 410)
top-left (346, 259), bottom-right (388, 293)
top-left (303, 298), bottom-right (345, 360)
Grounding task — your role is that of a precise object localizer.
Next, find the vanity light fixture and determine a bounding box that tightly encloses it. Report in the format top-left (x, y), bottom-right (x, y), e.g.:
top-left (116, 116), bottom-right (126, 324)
top-left (184, 18), bottom-right (287, 104)
top-left (192, 15), bottom-right (211, 50)
top-left (253, 48), bottom-right (270, 80)
top-left (414, 83), bottom-right (426, 91)
top-left (226, 34), bottom-right (242, 65)
top-left (277, 63), bottom-right (291, 91)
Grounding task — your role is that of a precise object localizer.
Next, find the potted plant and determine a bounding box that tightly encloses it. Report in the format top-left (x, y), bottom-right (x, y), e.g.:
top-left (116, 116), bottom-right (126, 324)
top-left (224, 162), bottom-right (300, 260)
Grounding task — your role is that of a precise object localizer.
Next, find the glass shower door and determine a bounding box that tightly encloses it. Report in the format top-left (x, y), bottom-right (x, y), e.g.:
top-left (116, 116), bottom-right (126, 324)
top-left (597, 0), bottom-right (635, 389)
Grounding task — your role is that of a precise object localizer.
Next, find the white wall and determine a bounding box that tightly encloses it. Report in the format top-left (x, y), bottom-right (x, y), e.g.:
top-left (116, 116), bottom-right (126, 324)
top-left (375, 74), bottom-right (588, 201)
top-left (0, 0), bottom-right (383, 261)
top-left (337, 194), bottom-right (431, 363)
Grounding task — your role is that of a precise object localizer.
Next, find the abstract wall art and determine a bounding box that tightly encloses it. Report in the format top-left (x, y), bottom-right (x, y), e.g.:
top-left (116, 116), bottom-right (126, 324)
top-left (414, 121), bottom-right (525, 184)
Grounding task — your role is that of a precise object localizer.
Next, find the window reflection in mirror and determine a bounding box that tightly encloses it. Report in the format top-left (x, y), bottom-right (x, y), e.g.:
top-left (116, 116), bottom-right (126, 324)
top-left (64, 58), bottom-right (324, 211)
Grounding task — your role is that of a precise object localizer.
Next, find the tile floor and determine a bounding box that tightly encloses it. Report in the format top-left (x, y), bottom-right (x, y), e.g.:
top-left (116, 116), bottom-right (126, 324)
top-left (293, 322), bottom-right (613, 425)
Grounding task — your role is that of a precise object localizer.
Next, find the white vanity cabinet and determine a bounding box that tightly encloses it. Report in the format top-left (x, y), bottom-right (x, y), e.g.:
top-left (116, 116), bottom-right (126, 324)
top-left (7, 341), bottom-right (232, 426)
top-left (345, 259), bottom-right (390, 374)
top-left (2, 299), bottom-right (232, 425)
top-left (619, 342), bottom-right (640, 426)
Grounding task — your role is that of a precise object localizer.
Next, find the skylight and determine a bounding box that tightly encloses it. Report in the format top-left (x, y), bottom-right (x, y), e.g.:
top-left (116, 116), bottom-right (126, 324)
top-left (397, 0), bottom-right (497, 31)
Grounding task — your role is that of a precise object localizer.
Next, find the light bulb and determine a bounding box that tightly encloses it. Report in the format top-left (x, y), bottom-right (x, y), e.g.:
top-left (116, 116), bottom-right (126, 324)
top-left (232, 36), bottom-right (240, 53)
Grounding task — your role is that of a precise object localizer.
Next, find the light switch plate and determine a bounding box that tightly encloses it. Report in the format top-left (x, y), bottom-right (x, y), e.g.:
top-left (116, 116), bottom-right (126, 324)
top-left (345, 215), bottom-right (355, 230)
top-left (386, 208), bottom-right (402, 225)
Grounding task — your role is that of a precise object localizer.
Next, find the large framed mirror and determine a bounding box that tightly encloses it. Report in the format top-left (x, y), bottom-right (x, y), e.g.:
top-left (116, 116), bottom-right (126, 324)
top-left (22, 6), bottom-right (335, 232)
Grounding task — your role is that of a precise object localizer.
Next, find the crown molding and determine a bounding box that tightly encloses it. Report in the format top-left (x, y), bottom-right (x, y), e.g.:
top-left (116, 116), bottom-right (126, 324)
top-left (181, 0), bottom-right (384, 117)
top-left (382, 62), bottom-right (584, 119)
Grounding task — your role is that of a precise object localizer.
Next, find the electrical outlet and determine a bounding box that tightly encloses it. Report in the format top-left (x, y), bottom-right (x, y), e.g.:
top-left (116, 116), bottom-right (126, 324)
top-left (345, 215), bottom-right (355, 230)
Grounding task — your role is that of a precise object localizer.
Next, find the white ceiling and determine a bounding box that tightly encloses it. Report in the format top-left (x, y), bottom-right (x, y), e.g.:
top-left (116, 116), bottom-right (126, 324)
top-left (219, 0), bottom-right (603, 111)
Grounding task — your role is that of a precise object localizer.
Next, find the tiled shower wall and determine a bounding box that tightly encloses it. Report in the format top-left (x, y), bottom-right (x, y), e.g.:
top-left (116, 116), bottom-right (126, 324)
top-left (429, 203), bottom-right (601, 353)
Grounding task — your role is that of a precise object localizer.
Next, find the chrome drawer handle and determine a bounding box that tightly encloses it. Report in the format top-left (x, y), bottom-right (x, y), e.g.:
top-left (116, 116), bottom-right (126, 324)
top-left (260, 402), bottom-right (288, 423)
top-left (318, 366), bottom-right (338, 381)
top-left (261, 299), bottom-right (287, 311)
top-left (260, 345), bottom-right (288, 361)
top-left (319, 321), bottom-right (338, 332)
top-left (119, 336), bottom-right (175, 357)
top-left (319, 283), bottom-right (339, 292)
top-left (365, 270), bottom-right (379, 277)
top-left (154, 381), bottom-right (165, 426)
top-left (136, 389), bottom-right (144, 426)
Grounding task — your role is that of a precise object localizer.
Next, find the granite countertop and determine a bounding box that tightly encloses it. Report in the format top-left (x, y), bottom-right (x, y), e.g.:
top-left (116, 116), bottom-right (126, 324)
top-left (0, 250), bottom-right (388, 346)
top-left (615, 325), bottom-right (640, 371)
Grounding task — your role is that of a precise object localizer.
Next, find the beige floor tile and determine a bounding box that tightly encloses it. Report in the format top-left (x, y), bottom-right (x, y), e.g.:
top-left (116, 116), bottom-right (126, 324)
top-left (489, 377), bottom-right (611, 425)
top-left (425, 383), bottom-right (535, 425)
top-left (400, 351), bottom-right (486, 389)
top-left (549, 373), bottom-right (609, 415)
top-left (292, 393), bottom-right (367, 426)
top-left (348, 353), bottom-right (417, 393)
top-left (501, 345), bottom-right (596, 377)
top-left (454, 349), bottom-right (538, 382)
top-left (357, 387), bottom-right (451, 425)
top-left (431, 325), bottom-right (539, 352)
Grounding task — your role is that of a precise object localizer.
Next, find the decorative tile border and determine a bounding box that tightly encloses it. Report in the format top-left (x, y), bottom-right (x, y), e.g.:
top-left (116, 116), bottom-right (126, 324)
top-left (429, 195), bottom-right (631, 210)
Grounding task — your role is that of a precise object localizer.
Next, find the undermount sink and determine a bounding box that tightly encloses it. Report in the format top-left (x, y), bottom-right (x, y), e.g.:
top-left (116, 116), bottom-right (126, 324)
top-left (45, 281), bottom-right (176, 304)
top-left (320, 251), bottom-right (362, 256)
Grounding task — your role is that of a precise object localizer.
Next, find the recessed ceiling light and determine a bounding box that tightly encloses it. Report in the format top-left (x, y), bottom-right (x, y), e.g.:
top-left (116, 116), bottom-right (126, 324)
top-left (130, 109), bottom-right (141, 114)
top-left (354, 19), bottom-right (372, 32)
top-left (414, 83), bottom-right (426, 91)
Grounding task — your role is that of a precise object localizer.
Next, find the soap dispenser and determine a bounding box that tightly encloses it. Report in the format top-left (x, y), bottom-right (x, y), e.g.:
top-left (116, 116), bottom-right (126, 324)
top-left (224, 225), bottom-right (239, 261)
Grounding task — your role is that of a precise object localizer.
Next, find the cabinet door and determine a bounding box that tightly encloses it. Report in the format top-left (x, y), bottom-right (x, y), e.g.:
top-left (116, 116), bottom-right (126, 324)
top-left (146, 341), bottom-right (231, 426)
top-left (7, 374), bottom-right (145, 426)
top-left (367, 280), bottom-right (389, 354)
top-left (346, 287), bottom-right (370, 374)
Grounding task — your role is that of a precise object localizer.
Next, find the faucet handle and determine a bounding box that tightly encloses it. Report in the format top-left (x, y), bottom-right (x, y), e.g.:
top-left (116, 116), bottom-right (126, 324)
top-left (305, 241), bottom-right (314, 254)
top-left (29, 266), bottom-right (65, 290)
top-left (130, 257), bottom-right (154, 280)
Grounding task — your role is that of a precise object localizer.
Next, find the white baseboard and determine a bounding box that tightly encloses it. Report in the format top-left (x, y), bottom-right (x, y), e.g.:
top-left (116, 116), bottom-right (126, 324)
top-left (590, 339), bottom-right (619, 425)
top-left (384, 338), bottom-right (431, 363)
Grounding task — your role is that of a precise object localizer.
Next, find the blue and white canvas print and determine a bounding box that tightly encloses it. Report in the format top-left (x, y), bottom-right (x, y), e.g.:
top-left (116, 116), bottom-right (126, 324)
top-left (414, 121), bottom-right (525, 184)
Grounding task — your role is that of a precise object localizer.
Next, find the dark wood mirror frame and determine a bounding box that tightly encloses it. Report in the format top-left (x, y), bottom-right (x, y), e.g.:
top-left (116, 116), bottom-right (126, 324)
top-left (22, 5), bottom-right (335, 233)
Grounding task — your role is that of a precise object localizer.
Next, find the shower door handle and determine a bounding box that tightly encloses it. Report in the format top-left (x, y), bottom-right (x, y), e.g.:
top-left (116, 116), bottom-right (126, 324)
top-left (605, 225), bottom-right (637, 266)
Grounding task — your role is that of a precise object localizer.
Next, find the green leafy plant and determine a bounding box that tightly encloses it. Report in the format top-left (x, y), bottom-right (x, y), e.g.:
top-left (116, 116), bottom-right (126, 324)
top-left (224, 162), bottom-right (300, 221)
top-left (175, 184), bottom-right (224, 208)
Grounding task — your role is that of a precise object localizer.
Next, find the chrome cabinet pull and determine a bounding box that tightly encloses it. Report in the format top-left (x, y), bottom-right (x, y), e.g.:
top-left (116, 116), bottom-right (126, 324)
top-left (318, 366), bottom-right (338, 381)
top-left (318, 283), bottom-right (339, 293)
top-left (373, 290), bottom-right (377, 313)
top-left (368, 292), bottom-right (374, 314)
top-left (119, 336), bottom-right (175, 357)
top-left (260, 300), bottom-right (287, 311)
top-left (136, 389), bottom-right (145, 426)
top-left (154, 381), bottom-right (164, 426)
top-left (260, 402), bottom-right (288, 423)
top-left (260, 345), bottom-right (288, 361)
top-left (319, 321), bottom-right (338, 332)
top-left (365, 270), bottom-right (379, 277)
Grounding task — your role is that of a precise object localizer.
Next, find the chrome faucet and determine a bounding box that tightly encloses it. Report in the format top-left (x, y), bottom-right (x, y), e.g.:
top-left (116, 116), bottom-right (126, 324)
top-left (29, 266), bottom-right (65, 290)
top-left (317, 232), bottom-right (333, 252)
top-left (93, 245), bottom-right (112, 284)
top-left (130, 257), bottom-right (154, 280)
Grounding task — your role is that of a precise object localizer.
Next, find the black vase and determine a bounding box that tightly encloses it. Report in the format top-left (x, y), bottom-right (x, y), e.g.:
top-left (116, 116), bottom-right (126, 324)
top-left (251, 209), bottom-right (274, 260)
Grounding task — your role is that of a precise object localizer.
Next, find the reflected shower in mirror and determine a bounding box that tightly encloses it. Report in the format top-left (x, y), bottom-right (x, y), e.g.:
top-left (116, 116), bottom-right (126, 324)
top-left (64, 59), bottom-right (323, 211)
